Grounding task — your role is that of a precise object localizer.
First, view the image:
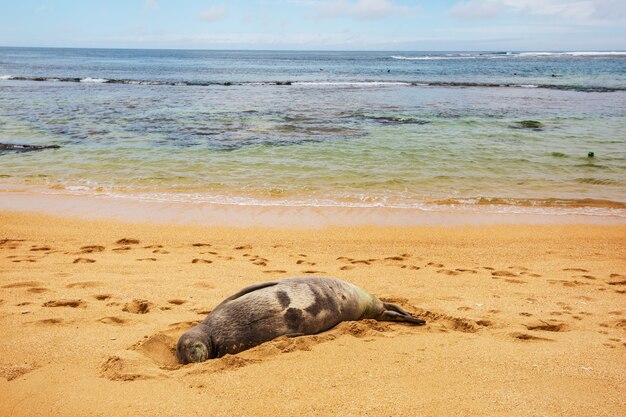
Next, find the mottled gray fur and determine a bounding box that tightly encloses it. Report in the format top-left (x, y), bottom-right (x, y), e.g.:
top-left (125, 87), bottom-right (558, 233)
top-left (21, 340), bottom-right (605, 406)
top-left (176, 277), bottom-right (424, 363)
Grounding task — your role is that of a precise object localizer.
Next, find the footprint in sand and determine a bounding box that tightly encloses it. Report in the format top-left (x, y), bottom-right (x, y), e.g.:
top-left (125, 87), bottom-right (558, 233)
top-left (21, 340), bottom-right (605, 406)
top-left (123, 299), bottom-right (153, 314)
top-left (524, 320), bottom-right (568, 332)
top-left (152, 249), bottom-right (169, 254)
top-left (302, 270), bottom-right (325, 274)
top-left (112, 246), bottom-right (131, 252)
top-left (73, 257), bottom-right (96, 264)
top-left (191, 258), bottom-right (212, 264)
top-left (339, 265), bottom-right (354, 271)
top-left (336, 256), bottom-right (354, 262)
top-left (563, 268), bottom-right (589, 272)
top-left (505, 279), bottom-right (527, 284)
top-left (263, 270), bottom-right (287, 274)
top-left (27, 287), bottom-right (50, 294)
top-left (192, 243), bottom-right (212, 247)
top-left (94, 294), bottom-right (112, 301)
top-left (437, 269), bottom-right (460, 276)
top-left (385, 256), bottom-right (406, 261)
top-left (167, 299), bottom-right (186, 305)
top-left (0, 239), bottom-right (25, 249)
top-left (116, 238), bottom-right (140, 245)
top-left (2, 281), bottom-right (42, 289)
top-left (577, 275), bottom-right (597, 280)
top-left (608, 278), bottom-right (626, 286)
top-left (11, 257), bottom-right (38, 263)
top-left (427, 262), bottom-right (444, 268)
top-left (510, 332), bottom-right (554, 342)
top-left (492, 271), bottom-right (517, 277)
top-left (136, 258), bottom-right (157, 262)
top-left (80, 245), bottom-right (105, 253)
top-left (30, 246), bottom-right (51, 252)
top-left (98, 316), bottom-right (127, 325)
top-left (550, 279), bottom-right (592, 288)
top-left (36, 318), bottom-right (65, 325)
top-left (43, 299), bottom-right (86, 308)
top-left (66, 281), bottom-right (101, 289)
top-left (296, 260), bottom-right (316, 266)
top-left (234, 245), bottom-right (252, 250)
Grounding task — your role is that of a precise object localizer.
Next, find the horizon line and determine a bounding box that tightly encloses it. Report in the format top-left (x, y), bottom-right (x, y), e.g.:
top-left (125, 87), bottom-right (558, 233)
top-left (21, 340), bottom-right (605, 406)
top-left (2, 45), bottom-right (626, 54)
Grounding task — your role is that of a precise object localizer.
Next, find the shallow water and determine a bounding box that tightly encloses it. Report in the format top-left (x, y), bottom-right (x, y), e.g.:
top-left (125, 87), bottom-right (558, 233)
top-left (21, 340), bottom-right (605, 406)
top-left (1, 48), bottom-right (625, 217)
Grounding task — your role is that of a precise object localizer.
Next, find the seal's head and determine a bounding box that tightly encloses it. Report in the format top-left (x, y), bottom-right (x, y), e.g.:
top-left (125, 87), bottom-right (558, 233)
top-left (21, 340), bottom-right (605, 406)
top-left (176, 327), bottom-right (213, 364)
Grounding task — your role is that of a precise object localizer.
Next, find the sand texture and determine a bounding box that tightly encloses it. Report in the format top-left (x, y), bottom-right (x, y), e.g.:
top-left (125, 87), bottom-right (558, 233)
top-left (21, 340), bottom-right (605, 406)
top-left (1, 211), bottom-right (625, 416)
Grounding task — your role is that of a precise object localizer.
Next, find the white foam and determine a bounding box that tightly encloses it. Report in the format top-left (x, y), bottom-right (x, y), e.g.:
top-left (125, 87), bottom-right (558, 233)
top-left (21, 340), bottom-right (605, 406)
top-left (292, 81), bottom-right (411, 87)
top-left (80, 77), bottom-right (108, 83)
top-left (518, 51), bottom-right (626, 57)
top-left (391, 55), bottom-right (477, 61)
top-left (0, 75), bottom-right (13, 80)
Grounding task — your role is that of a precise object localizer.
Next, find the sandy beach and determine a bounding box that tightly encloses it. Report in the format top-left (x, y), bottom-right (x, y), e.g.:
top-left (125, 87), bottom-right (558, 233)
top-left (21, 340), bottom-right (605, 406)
top-left (1, 209), bottom-right (624, 416)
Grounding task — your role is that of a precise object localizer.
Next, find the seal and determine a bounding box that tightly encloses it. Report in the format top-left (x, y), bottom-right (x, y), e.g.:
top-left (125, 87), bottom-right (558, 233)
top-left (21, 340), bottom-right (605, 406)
top-left (176, 276), bottom-right (425, 363)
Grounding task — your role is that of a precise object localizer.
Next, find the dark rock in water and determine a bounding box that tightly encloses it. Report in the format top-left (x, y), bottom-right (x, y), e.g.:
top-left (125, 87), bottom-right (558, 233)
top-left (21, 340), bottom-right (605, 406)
top-left (363, 115), bottom-right (430, 125)
top-left (587, 151), bottom-right (595, 158)
top-left (519, 120), bottom-right (543, 129)
top-left (0, 143), bottom-right (61, 154)
top-left (512, 120), bottom-right (543, 130)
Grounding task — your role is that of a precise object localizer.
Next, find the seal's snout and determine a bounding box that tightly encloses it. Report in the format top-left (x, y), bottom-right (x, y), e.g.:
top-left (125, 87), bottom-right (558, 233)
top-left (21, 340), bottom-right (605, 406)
top-left (189, 341), bottom-right (209, 363)
top-left (176, 329), bottom-right (211, 364)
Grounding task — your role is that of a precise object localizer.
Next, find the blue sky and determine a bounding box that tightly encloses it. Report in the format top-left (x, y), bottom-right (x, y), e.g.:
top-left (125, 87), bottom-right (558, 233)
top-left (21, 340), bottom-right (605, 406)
top-left (1, 0), bottom-right (625, 50)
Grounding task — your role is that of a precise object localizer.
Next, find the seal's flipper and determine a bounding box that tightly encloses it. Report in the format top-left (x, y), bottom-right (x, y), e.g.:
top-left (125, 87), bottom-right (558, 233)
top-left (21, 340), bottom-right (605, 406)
top-left (216, 281), bottom-right (279, 307)
top-left (380, 302), bottom-right (426, 325)
top-left (383, 302), bottom-right (412, 316)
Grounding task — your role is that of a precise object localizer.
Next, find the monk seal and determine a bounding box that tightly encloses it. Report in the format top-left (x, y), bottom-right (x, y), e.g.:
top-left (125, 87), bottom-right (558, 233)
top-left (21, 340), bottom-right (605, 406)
top-left (176, 276), bottom-right (425, 364)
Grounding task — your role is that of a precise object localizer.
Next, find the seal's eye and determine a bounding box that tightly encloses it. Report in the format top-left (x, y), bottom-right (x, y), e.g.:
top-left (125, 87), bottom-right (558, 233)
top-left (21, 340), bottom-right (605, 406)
top-left (188, 341), bottom-right (208, 363)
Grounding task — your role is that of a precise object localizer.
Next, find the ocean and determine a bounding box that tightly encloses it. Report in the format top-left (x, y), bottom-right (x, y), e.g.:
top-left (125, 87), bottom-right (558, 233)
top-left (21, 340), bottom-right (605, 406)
top-left (1, 47), bottom-right (625, 218)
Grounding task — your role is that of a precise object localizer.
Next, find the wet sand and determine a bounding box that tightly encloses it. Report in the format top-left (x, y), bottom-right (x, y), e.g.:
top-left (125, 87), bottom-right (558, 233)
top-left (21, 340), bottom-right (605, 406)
top-left (0, 210), bottom-right (625, 416)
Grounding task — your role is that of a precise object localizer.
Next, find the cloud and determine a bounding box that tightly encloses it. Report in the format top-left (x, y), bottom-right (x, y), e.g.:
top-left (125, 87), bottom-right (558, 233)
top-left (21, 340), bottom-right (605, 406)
top-left (317, 0), bottom-right (419, 21)
top-left (450, 0), bottom-right (626, 22)
top-left (199, 5), bottom-right (228, 22)
top-left (143, 0), bottom-right (159, 12)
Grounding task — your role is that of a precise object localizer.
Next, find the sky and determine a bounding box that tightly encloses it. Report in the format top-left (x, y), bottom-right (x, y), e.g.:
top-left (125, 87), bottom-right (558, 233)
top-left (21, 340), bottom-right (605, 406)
top-left (0, 0), bottom-right (625, 51)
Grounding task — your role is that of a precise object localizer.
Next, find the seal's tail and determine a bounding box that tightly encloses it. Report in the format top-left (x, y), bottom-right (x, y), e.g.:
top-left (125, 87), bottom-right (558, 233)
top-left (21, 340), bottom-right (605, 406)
top-left (380, 302), bottom-right (426, 325)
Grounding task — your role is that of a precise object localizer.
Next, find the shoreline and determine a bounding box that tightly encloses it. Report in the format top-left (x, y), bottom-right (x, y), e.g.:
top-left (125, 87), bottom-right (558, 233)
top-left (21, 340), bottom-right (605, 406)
top-left (1, 189), bottom-right (625, 227)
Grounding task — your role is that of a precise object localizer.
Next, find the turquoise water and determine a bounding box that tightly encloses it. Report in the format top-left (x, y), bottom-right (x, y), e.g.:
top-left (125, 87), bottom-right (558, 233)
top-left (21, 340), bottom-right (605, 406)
top-left (1, 48), bottom-right (625, 215)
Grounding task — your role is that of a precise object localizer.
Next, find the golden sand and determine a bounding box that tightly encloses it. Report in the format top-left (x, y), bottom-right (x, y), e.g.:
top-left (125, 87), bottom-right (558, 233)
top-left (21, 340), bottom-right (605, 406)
top-left (1, 210), bottom-right (625, 416)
